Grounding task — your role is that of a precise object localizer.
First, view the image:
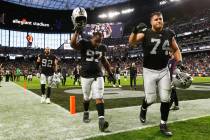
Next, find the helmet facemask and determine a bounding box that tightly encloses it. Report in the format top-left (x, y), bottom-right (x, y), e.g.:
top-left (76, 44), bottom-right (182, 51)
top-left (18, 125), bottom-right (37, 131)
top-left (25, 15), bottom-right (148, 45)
top-left (71, 7), bottom-right (87, 31)
top-left (172, 68), bottom-right (193, 89)
top-left (74, 16), bottom-right (87, 29)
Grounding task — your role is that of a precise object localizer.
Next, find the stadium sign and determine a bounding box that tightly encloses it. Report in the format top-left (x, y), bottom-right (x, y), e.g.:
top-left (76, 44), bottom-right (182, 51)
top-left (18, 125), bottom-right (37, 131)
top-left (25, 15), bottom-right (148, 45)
top-left (12, 19), bottom-right (50, 27)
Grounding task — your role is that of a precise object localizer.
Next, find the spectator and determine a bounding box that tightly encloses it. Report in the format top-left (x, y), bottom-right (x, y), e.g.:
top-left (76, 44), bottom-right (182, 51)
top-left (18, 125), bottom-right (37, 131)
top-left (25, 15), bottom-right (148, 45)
top-left (130, 63), bottom-right (137, 90)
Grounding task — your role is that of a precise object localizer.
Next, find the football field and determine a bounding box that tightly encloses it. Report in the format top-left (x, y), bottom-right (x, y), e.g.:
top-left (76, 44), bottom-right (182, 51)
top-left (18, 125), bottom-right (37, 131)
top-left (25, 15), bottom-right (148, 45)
top-left (2, 76), bottom-right (209, 139)
top-left (15, 76), bottom-right (210, 112)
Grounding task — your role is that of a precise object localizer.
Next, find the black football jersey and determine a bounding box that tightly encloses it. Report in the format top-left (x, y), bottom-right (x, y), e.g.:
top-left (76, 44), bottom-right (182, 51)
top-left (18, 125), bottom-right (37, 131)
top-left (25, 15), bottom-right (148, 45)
top-left (39, 54), bottom-right (56, 76)
top-left (79, 39), bottom-right (107, 78)
top-left (142, 28), bottom-right (175, 70)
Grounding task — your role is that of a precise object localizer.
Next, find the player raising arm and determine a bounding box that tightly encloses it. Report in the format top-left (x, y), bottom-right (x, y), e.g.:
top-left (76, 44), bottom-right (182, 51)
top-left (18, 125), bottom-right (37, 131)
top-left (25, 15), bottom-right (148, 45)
top-left (71, 7), bottom-right (115, 132)
top-left (129, 11), bottom-right (185, 136)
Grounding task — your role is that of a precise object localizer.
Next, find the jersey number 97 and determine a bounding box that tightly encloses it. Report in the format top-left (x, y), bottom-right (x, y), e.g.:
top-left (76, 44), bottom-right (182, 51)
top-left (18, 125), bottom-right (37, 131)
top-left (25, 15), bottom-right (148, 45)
top-left (86, 50), bottom-right (102, 62)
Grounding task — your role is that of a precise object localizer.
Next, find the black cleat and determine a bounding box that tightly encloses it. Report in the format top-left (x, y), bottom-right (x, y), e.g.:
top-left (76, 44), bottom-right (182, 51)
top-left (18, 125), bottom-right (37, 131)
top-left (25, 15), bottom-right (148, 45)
top-left (160, 123), bottom-right (173, 136)
top-left (99, 118), bottom-right (109, 132)
top-left (139, 107), bottom-right (147, 123)
top-left (83, 112), bottom-right (90, 123)
top-left (170, 106), bottom-right (179, 111)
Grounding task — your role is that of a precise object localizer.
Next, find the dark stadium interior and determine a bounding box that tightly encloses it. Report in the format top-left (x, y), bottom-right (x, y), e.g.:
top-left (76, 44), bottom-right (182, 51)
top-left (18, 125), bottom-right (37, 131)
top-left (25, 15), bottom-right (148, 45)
top-left (0, 0), bottom-right (210, 76)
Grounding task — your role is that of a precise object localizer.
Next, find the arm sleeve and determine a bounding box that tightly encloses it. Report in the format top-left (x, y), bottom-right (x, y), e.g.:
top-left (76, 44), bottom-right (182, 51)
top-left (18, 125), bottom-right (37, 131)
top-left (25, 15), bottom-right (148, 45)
top-left (169, 29), bottom-right (176, 39)
top-left (168, 29), bottom-right (176, 46)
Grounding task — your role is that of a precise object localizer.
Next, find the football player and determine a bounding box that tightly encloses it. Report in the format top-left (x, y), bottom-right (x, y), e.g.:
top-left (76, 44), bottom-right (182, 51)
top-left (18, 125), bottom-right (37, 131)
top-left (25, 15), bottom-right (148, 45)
top-left (71, 30), bottom-right (114, 132)
top-left (61, 66), bottom-right (67, 86)
top-left (36, 47), bottom-right (58, 104)
top-left (129, 11), bottom-right (185, 136)
top-left (27, 68), bottom-right (33, 82)
top-left (23, 69), bottom-right (28, 80)
top-left (123, 67), bottom-right (128, 81)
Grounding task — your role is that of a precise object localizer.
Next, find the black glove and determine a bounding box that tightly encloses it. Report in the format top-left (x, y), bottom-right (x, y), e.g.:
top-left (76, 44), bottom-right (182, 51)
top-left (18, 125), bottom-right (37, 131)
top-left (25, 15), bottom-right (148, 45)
top-left (108, 73), bottom-right (116, 83)
top-left (132, 23), bottom-right (147, 34)
top-left (176, 61), bottom-right (186, 71)
top-left (74, 25), bottom-right (84, 33)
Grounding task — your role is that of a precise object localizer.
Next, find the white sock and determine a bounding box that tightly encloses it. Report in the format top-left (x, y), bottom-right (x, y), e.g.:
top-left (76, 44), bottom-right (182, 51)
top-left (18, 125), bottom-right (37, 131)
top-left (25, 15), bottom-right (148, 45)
top-left (99, 116), bottom-right (104, 119)
top-left (141, 106), bottom-right (147, 110)
top-left (161, 120), bottom-right (166, 124)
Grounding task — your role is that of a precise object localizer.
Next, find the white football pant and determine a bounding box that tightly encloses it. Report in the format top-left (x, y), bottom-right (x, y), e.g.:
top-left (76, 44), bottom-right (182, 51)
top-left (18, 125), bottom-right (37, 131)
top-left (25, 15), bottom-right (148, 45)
top-left (81, 77), bottom-right (104, 101)
top-left (40, 74), bottom-right (53, 87)
top-left (143, 67), bottom-right (171, 104)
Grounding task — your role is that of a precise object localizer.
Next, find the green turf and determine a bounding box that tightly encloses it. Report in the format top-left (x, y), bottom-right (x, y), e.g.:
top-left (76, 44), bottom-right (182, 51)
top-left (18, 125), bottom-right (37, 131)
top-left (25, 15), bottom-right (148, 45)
top-left (87, 116), bottom-right (210, 140)
top-left (15, 76), bottom-right (209, 90)
top-left (15, 77), bottom-right (82, 89)
top-left (191, 77), bottom-right (210, 84)
top-left (15, 76), bottom-right (143, 90)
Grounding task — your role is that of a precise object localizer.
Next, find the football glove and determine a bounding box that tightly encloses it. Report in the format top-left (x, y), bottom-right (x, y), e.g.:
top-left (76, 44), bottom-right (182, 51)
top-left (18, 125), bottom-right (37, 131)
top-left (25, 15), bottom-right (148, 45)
top-left (132, 23), bottom-right (147, 34)
top-left (74, 25), bottom-right (84, 33)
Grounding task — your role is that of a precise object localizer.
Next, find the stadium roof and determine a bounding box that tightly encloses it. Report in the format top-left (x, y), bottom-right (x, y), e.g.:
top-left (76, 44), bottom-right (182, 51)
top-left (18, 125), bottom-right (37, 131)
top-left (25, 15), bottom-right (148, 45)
top-left (3, 0), bottom-right (130, 10)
